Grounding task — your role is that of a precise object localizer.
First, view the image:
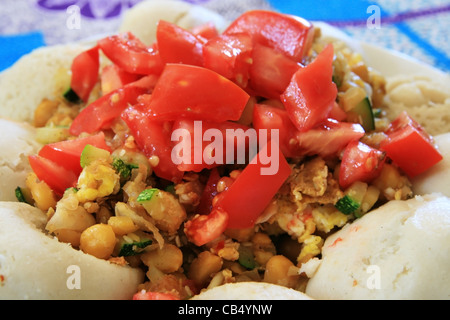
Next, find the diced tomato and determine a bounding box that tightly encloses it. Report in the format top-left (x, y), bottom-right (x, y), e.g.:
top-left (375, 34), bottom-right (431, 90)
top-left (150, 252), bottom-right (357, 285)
top-left (294, 119), bottom-right (365, 158)
top-left (184, 207), bottom-right (229, 246)
top-left (281, 44), bottom-right (338, 132)
top-left (197, 168), bottom-right (221, 215)
top-left (98, 32), bottom-right (163, 75)
top-left (328, 101), bottom-right (347, 122)
top-left (214, 140), bottom-right (291, 229)
top-left (38, 132), bottom-right (110, 176)
top-left (100, 64), bottom-right (140, 95)
top-left (28, 155), bottom-right (78, 196)
top-left (70, 46), bottom-right (100, 102)
top-left (224, 10), bottom-right (314, 62)
top-left (380, 112), bottom-right (443, 177)
top-left (171, 119), bottom-right (252, 172)
top-left (133, 290), bottom-right (179, 300)
top-left (192, 21), bottom-right (219, 40)
top-left (156, 20), bottom-right (205, 66)
top-left (339, 140), bottom-right (386, 189)
top-left (203, 33), bottom-right (253, 87)
top-left (249, 44), bottom-right (301, 99)
top-left (252, 103), bottom-right (299, 158)
top-left (70, 74), bottom-right (158, 136)
top-left (141, 64), bottom-right (250, 122)
top-left (121, 105), bottom-right (184, 183)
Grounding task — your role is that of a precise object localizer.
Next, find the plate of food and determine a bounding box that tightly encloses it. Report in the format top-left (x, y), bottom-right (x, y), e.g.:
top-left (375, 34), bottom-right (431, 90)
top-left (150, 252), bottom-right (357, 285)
top-left (0, 0), bottom-right (449, 300)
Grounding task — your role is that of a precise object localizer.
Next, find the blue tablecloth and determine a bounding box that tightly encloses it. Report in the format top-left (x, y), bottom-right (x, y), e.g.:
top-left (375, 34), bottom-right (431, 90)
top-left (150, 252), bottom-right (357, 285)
top-left (1, 0), bottom-right (449, 73)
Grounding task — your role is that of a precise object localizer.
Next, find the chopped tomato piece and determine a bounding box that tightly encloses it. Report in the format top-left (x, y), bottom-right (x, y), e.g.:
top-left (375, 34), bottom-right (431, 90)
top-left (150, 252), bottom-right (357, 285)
top-left (252, 103), bottom-right (299, 158)
top-left (192, 21), bottom-right (219, 40)
top-left (197, 168), bottom-right (221, 215)
top-left (214, 140), bottom-right (291, 229)
top-left (294, 119), bottom-right (365, 158)
top-left (38, 132), bottom-right (110, 176)
top-left (70, 74), bottom-right (158, 136)
top-left (184, 208), bottom-right (229, 246)
top-left (224, 10), bottom-right (314, 62)
top-left (156, 20), bottom-right (205, 66)
top-left (171, 119), bottom-right (252, 172)
top-left (339, 140), bottom-right (386, 189)
top-left (380, 112), bottom-right (443, 177)
top-left (203, 33), bottom-right (253, 87)
top-left (133, 290), bottom-right (179, 300)
top-left (100, 64), bottom-right (140, 95)
top-left (249, 44), bottom-right (301, 99)
top-left (98, 32), bottom-right (163, 75)
top-left (70, 46), bottom-right (100, 102)
top-left (141, 64), bottom-right (250, 122)
top-left (281, 44), bottom-right (337, 132)
top-left (28, 155), bottom-right (78, 196)
top-left (121, 105), bottom-right (184, 183)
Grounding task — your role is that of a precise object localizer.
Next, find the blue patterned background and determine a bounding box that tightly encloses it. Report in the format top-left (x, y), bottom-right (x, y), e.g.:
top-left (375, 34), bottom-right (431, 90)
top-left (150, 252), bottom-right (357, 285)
top-left (1, 0), bottom-right (449, 73)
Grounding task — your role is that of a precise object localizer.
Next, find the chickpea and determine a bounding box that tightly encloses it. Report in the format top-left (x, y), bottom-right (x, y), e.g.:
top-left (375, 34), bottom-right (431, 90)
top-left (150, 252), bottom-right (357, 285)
top-left (80, 224), bottom-right (116, 259)
top-left (108, 216), bottom-right (139, 236)
top-left (141, 243), bottom-right (183, 273)
top-left (188, 251), bottom-right (223, 287)
top-left (263, 255), bottom-right (299, 288)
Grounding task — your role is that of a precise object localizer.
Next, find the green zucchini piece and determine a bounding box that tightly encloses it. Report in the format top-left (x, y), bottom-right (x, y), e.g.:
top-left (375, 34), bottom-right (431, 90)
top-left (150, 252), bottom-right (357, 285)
top-left (238, 245), bottom-right (257, 270)
top-left (15, 187), bottom-right (29, 204)
top-left (335, 195), bottom-right (360, 215)
top-left (80, 144), bottom-right (111, 168)
top-left (112, 158), bottom-right (138, 181)
top-left (137, 188), bottom-right (160, 203)
top-left (63, 87), bottom-right (81, 104)
top-left (347, 97), bottom-right (375, 132)
top-left (118, 235), bottom-right (152, 257)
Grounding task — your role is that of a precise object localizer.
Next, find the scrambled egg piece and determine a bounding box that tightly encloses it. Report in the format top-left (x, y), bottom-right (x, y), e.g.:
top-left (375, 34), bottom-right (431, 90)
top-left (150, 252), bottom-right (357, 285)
top-left (77, 159), bottom-right (120, 203)
top-left (312, 205), bottom-right (350, 233)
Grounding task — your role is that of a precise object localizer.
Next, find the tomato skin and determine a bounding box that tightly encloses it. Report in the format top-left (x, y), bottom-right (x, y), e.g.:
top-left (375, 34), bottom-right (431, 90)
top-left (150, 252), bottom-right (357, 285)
top-left (281, 44), bottom-right (337, 132)
top-left (252, 103), bottom-right (299, 158)
top-left (142, 64), bottom-right (250, 122)
top-left (184, 208), bottom-right (229, 246)
top-left (339, 140), bottom-right (386, 189)
top-left (197, 168), bottom-right (221, 215)
top-left (133, 291), bottom-right (179, 300)
top-left (38, 132), bottom-right (110, 176)
top-left (98, 32), bottom-right (163, 75)
top-left (171, 119), bottom-right (252, 172)
top-left (294, 119), bottom-right (365, 158)
top-left (70, 46), bottom-right (100, 102)
top-left (215, 141), bottom-right (291, 229)
top-left (224, 10), bottom-right (314, 62)
top-left (203, 33), bottom-right (253, 87)
top-left (380, 112), bottom-right (443, 177)
top-left (121, 105), bottom-right (184, 183)
top-left (28, 155), bottom-right (78, 196)
top-left (156, 20), bottom-right (205, 66)
top-left (249, 44), bottom-right (301, 99)
top-left (192, 21), bottom-right (219, 40)
top-left (100, 64), bottom-right (140, 95)
top-left (70, 75), bottom-right (158, 136)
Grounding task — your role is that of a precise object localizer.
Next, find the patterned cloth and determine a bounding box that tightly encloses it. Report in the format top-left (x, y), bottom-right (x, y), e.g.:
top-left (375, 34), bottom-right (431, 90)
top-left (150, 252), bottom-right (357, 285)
top-left (1, 0), bottom-right (449, 73)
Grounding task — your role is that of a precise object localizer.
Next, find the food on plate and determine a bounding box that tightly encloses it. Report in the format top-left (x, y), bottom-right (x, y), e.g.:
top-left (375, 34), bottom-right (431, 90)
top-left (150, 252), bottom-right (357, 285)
top-left (304, 193), bottom-right (450, 300)
top-left (0, 1), bottom-right (448, 300)
top-left (411, 133), bottom-right (450, 197)
top-left (119, 0), bottom-right (228, 45)
top-left (383, 75), bottom-right (450, 136)
top-left (0, 202), bottom-right (144, 299)
top-left (190, 282), bottom-right (312, 300)
top-left (0, 119), bottom-right (42, 201)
